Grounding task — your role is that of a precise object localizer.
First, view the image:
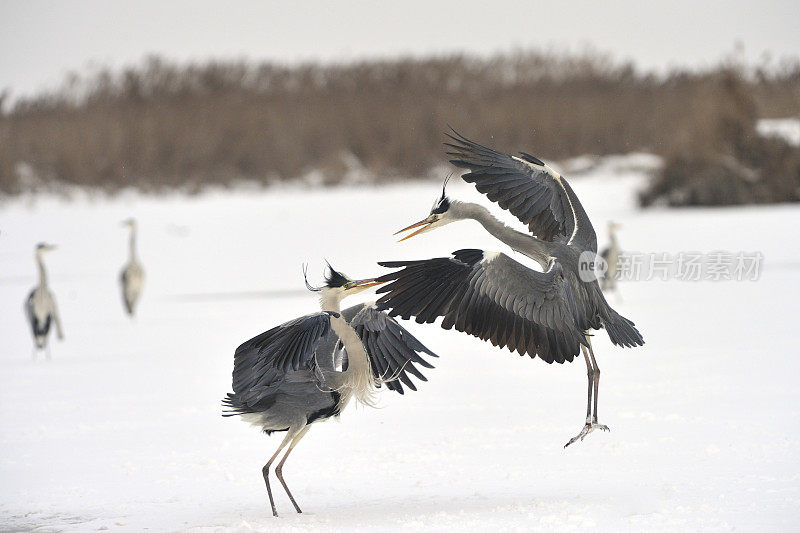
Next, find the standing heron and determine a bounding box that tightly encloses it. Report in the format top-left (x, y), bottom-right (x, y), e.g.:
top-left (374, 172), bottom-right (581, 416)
top-left (600, 221), bottom-right (622, 294)
top-left (120, 218), bottom-right (144, 316)
top-left (375, 131), bottom-right (644, 447)
top-left (25, 243), bottom-right (63, 357)
top-left (223, 264), bottom-right (436, 516)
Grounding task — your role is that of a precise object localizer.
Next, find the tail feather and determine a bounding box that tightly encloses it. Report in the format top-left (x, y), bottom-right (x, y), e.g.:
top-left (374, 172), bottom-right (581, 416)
top-left (602, 310), bottom-right (644, 348)
top-left (221, 392), bottom-right (250, 417)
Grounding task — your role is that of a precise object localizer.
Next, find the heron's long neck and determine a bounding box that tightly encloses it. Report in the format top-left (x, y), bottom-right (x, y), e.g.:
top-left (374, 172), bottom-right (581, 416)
top-left (128, 227), bottom-right (138, 261)
top-left (35, 252), bottom-right (48, 287)
top-left (609, 229), bottom-right (618, 248)
top-left (459, 202), bottom-right (552, 266)
top-left (319, 293), bottom-right (377, 407)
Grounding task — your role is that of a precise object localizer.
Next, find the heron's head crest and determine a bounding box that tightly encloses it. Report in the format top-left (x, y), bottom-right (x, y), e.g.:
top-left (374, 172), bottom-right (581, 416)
top-left (323, 261), bottom-right (349, 288)
top-left (303, 263), bottom-right (321, 292)
top-left (430, 173), bottom-right (452, 215)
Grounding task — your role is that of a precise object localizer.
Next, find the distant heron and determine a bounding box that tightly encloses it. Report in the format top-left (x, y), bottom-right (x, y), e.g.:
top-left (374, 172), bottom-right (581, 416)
top-left (223, 264), bottom-right (436, 516)
top-left (375, 131), bottom-right (644, 447)
top-left (600, 221), bottom-right (622, 294)
top-left (25, 243), bottom-right (63, 357)
top-left (120, 218), bottom-right (144, 316)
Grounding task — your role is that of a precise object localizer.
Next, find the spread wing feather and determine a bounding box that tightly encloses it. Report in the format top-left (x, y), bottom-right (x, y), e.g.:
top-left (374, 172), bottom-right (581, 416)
top-left (229, 312), bottom-right (333, 408)
top-left (376, 249), bottom-right (587, 364)
top-left (445, 130), bottom-right (598, 252)
top-left (343, 303), bottom-right (438, 394)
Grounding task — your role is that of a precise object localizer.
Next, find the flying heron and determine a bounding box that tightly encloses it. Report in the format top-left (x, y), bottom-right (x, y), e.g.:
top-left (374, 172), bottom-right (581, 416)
top-left (600, 221), bottom-right (622, 294)
top-left (120, 218), bottom-right (144, 316)
top-left (222, 264), bottom-right (436, 516)
top-left (25, 243), bottom-right (63, 357)
top-left (375, 131), bottom-right (644, 447)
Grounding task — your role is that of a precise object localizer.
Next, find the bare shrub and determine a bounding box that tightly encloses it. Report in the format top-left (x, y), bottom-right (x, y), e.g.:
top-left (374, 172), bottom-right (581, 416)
top-left (640, 70), bottom-right (800, 207)
top-left (1, 52), bottom-right (799, 201)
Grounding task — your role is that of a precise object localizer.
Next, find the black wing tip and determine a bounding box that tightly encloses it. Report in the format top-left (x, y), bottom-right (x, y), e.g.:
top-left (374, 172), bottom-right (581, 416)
top-left (377, 260), bottom-right (414, 268)
top-left (443, 127), bottom-right (486, 152)
top-left (444, 124), bottom-right (465, 140)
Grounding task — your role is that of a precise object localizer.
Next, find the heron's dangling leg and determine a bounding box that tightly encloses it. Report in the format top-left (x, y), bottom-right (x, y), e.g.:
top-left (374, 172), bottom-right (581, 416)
top-left (587, 338), bottom-right (609, 432)
top-left (262, 429), bottom-right (297, 517)
top-left (565, 343), bottom-right (595, 447)
top-left (581, 344), bottom-right (593, 424)
top-left (275, 425), bottom-right (310, 514)
top-left (564, 336), bottom-right (608, 448)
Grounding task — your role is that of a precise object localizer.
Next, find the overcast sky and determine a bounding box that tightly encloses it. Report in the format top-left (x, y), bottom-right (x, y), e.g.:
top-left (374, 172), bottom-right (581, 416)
top-left (2, 0), bottom-right (799, 99)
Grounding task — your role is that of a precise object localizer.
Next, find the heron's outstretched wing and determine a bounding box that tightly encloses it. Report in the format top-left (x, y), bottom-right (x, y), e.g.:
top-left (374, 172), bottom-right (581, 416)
top-left (445, 130), bottom-right (598, 252)
top-left (229, 312), bottom-right (334, 408)
top-left (341, 303), bottom-right (437, 394)
top-left (375, 249), bottom-right (587, 364)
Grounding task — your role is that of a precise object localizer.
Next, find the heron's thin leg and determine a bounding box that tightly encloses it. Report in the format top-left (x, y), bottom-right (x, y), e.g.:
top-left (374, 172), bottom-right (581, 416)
top-left (587, 338), bottom-right (608, 432)
top-left (565, 341), bottom-right (597, 447)
top-left (581, 344), bottom-right (593, 424)
top-left (275, 426), bottom-right (311, 514)
top-left (263, 430), bottom-right (297, 517)
top-left (565, 334), bottom-right (612, 447)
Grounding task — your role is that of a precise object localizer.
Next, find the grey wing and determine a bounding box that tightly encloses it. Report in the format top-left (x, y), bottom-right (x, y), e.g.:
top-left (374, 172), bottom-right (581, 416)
top-left (49, 290), bottom-right (63, 339)
top-left (24, 290), bottom-right (35, 326)
top-left (445, 129), bottom-right (597, 252)
top-left (313, 326), bottom-right (342, 372)
top-left (229, 312), bottom-right (333, 408)
top-left (119, 269), bottom-right (133, 314)
top-left (343, 303), bottom-right (437, 394)
top-left (375, 249), bottom-right (587, 364)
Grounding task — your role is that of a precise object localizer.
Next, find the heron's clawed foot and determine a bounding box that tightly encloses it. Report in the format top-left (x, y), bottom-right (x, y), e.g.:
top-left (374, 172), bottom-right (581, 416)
top-left (564, 422), bottom-right (610, 448)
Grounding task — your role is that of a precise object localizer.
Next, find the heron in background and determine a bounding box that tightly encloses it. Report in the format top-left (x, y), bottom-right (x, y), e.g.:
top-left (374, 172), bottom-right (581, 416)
top-left (223, 264), bottom-right (436, 517)
top-left (25, 243), bottom-right (63, 357)
top-left (376, 131), bottom-right (644, 447)
top-left (120, 218), bottom-right (144, 316)
top-left (600, 221), bottom-right (622, 294)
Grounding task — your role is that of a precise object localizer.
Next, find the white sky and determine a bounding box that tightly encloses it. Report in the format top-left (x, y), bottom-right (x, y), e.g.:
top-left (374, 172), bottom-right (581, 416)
top-left (1, 0), bottom-right (799, 99)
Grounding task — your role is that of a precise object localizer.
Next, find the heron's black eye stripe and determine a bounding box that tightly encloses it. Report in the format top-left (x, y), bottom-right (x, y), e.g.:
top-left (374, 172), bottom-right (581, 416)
top-left (431, 196), bottom-right (450, 215)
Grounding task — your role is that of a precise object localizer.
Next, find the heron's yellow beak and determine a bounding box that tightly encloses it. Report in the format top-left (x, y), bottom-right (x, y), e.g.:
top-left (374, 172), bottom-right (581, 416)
top-left (394, 215), bottom-right (436, 242)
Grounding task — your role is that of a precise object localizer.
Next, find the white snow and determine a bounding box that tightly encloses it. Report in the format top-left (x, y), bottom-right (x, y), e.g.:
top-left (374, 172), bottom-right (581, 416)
top-left (2, 158), bottom-right (800, 531)
top-left (756, 118), bottom-right (800, 146)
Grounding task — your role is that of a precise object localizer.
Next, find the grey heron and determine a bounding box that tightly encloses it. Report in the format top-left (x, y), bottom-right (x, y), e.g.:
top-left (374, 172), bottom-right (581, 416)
top-left (600, 221), bottom-right (622, 294)
top-left (120, 218), bottom-right (144, 316)
top-left (375, 131), bottom-right (644, 447)
top-left (222, 264), bottom-right (436, 516)
top-left (25, 243), bottom-right (63, 357)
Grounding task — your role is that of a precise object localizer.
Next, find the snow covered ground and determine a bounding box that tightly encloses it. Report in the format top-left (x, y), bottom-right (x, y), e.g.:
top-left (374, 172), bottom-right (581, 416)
top-left (1, 157), bottom-right (799, 531)
top-left (756, 118), bottom-right (800, 146)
